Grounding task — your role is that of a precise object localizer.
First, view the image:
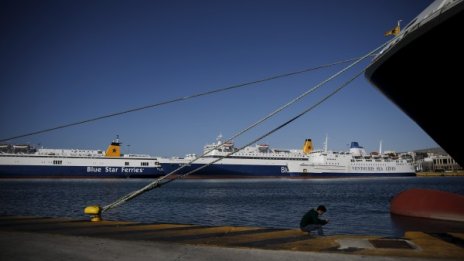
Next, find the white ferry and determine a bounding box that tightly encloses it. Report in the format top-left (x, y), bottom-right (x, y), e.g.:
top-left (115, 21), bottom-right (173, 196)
top-left (0, 136), bottom-right (165, 178)
top-left (160, 135), bottom-right (416, 178)
top-left (287, 139), bottom-right (416, 177)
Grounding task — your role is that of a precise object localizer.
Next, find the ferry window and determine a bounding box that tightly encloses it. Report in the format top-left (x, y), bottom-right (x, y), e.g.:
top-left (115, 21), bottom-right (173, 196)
top-left (125, 162), bottom-right (129, 166)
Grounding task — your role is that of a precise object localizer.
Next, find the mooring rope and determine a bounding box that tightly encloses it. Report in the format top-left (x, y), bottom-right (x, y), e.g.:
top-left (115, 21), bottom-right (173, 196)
top-left (102, 68), bottom-right (368, 212)
top-left (100, 39), bottom-right (390, 213)
top-left (0, 57), bottom-right (363, 143)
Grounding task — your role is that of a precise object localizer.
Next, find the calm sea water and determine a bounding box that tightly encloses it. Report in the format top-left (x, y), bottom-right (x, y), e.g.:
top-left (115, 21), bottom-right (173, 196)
top-left (1, 177), bottom-right (463, 237)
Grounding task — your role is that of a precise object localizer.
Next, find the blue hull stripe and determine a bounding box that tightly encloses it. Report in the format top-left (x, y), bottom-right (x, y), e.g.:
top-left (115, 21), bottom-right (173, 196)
top-left (0, 165), bottom-right (165, 178)
top-left (0, 164), bottom-right (416, 178)
top-left (161, 163), bottom-right (287, 176)
top-left (161, 163), bottom-right (415, 177)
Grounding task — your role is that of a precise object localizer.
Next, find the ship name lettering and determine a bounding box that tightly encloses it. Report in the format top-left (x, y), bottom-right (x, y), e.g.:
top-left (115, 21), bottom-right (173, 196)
top-left (121, 167), bottom-right (143, 173)
top-left (87, 167), bottom-right (102, 173)
top-left (105, 167), bottom-right (118, 173)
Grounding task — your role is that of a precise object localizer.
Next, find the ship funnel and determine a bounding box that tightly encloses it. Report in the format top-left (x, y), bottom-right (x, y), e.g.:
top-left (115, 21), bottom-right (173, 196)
top-left (105, 136), bottom-right (121, 157)
top-left (303, 139), bottom-right (313, 154)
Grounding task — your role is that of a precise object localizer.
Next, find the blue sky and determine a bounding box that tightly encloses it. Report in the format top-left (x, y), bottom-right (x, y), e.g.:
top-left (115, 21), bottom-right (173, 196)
top-left (0, 0), bottom-right (436, 157)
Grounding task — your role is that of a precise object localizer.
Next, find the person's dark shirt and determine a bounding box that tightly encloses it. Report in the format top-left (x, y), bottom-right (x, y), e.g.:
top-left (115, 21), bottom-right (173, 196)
top-left (300, 209), bottom-right (328, 228)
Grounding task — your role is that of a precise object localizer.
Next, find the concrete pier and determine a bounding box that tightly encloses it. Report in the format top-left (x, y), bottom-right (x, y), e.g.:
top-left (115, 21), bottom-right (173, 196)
top-left (0, 216), bottom-right (463, 260)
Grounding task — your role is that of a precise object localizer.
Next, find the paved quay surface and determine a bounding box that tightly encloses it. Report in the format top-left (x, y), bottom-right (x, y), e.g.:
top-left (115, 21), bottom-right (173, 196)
top-left (0, 216), bottom-right (463, 261)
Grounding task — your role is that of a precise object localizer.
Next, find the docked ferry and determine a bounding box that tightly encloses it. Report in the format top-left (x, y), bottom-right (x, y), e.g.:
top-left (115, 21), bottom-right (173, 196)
top-left (160, 135), bottom-right (416, 178)
top-left (160, 135), bottom-right (310, 177)
top-left (0, 136), bottom-right (165, 178)
top-left (286, 140), bottom-right (416, 177)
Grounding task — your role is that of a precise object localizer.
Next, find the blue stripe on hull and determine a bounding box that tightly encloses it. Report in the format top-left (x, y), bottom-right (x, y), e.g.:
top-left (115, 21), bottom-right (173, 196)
top-left (162, 163), bottom-right (415, 178)
top-left (0, 165), bottom-right (165, 178)
top-left (161, 163), bottom-right (289, 177)
top-left (0, 164), bottom-right (415, 178)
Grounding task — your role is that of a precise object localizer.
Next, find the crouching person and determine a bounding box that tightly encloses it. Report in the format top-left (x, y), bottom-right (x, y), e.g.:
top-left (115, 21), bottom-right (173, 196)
top-left (300, 205), bottom-right (328, 236)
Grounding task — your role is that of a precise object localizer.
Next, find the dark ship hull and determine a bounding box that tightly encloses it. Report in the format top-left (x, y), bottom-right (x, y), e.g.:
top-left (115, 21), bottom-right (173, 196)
top-left (366, 0), bottom-right (464, 167)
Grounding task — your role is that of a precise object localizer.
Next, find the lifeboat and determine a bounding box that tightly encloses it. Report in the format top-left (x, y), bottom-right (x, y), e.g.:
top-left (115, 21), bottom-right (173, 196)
top-left (223, 142), bottom-right (234, 147)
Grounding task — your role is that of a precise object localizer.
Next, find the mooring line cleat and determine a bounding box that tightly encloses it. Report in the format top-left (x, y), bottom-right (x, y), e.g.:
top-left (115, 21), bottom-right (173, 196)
top-left (84, 205), bottom-right (102, 222)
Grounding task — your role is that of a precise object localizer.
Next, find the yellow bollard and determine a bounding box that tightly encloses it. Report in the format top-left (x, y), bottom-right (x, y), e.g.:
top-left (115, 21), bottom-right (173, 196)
top-left (84, 205), bottom-right (102, 222)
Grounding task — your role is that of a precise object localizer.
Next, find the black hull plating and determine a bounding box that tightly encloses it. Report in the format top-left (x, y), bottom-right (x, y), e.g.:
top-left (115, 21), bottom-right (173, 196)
top-left (366, 1), bottom-right (464, 166)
